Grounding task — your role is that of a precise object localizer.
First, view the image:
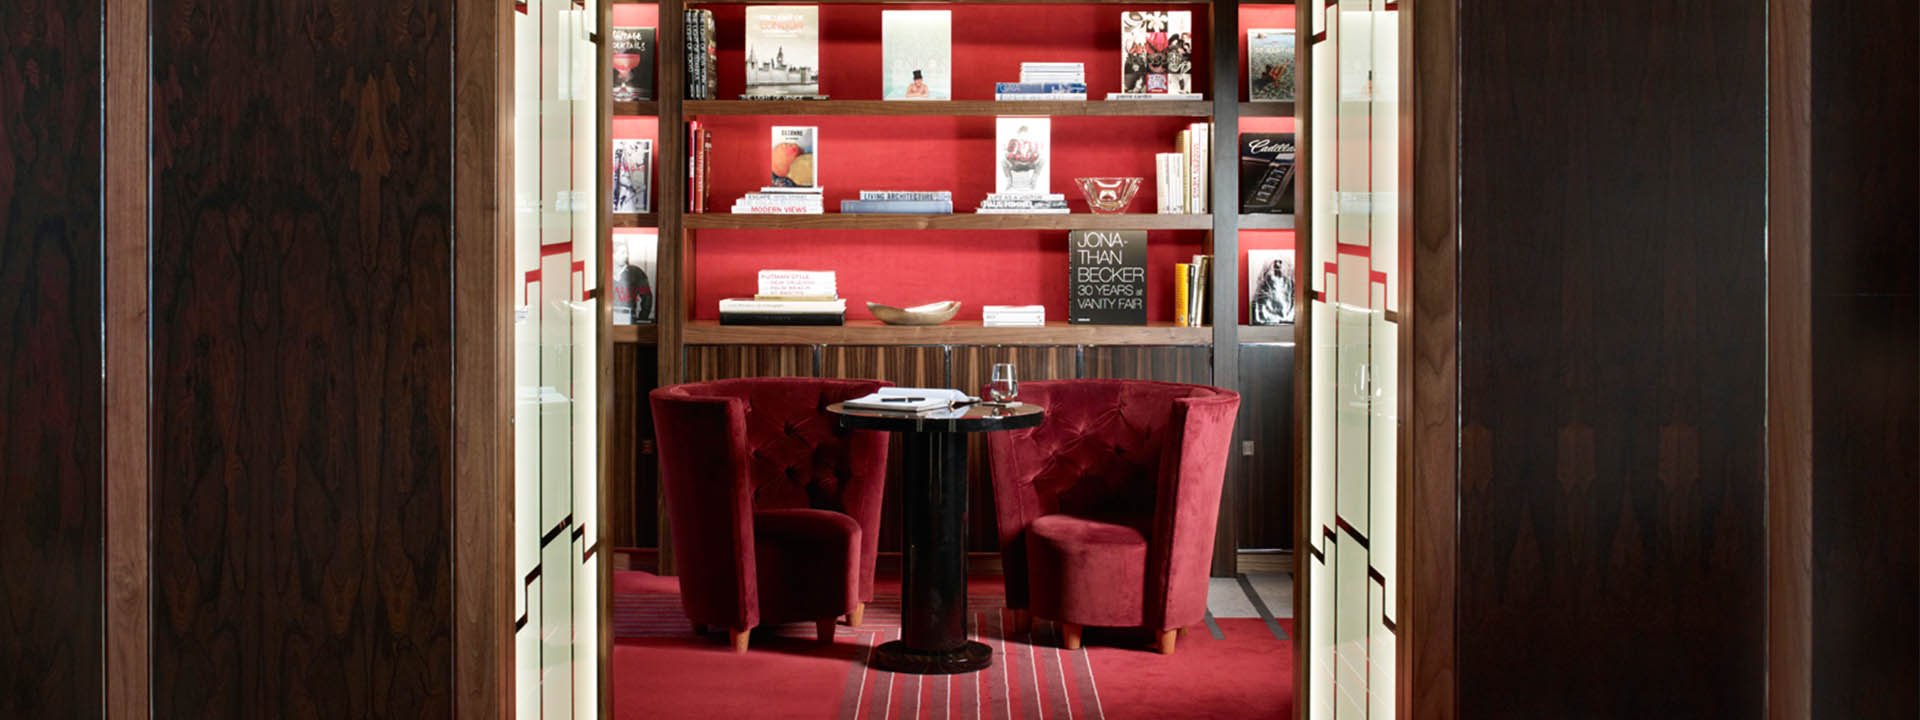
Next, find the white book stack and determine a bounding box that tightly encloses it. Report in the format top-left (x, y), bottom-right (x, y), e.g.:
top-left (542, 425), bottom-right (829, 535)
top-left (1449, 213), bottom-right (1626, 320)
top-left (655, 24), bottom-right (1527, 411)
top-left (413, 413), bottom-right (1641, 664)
top-left (721, 270), bottom-right (844, 325)
top-left (976, 193), bottom-right (1069, 214)
top-left (733, 187), bottom-right (825, 214)
top-left (1154, 122), bottom-right (1210, 213)
top-left (1021, 62), bottom-right (1085, 84)
top-left (983, 305), bottom-right (1046, 327)
top-left (995, 62), bottom-right (1087, 101)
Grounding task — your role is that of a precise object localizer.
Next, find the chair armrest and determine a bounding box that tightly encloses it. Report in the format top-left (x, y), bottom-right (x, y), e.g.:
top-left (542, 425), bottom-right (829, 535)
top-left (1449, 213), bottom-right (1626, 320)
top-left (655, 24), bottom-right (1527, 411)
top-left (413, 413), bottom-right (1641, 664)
top-left (650, 391), bottom-right (759, 630)
top-left (1146, 391), bottom-right (1242, 630)
top-left (835, 428), bottom-right (891, 602)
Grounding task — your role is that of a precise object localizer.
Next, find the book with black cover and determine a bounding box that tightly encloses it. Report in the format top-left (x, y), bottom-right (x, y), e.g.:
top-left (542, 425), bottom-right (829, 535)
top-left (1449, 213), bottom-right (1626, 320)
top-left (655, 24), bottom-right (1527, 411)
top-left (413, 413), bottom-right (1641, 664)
top-left (611, 26), bottom-right (655, 101)
top-left (1068, 230), bottom-right (1148, 325)
top-left (719, 313), bottom-right (845, 326)
top-left (1239, 132), bottom-right (1295, 214)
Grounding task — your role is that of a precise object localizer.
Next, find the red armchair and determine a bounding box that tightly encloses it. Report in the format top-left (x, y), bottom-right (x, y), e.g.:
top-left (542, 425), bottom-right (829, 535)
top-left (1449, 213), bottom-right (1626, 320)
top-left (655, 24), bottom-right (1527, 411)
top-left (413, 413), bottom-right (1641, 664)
top-left (986, 380), bottom-right (1240, 655)
top-left (649, 378), bottom-right (891, 652)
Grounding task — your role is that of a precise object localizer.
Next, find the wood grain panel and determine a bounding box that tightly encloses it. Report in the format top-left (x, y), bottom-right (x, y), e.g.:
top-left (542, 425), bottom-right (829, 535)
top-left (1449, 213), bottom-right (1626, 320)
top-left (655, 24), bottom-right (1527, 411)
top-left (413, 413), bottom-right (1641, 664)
top-left (952, 346), bottom-right (1081, 553)
top-left (1457, 1), bottom-right (1768, 716)
top-left (149, 1), bottom-right (457, 715)
top-left (1237, 344), bottom-right (1294, 550)
top-left (1082, 346), bottom-right (1213, 385)
top-left (0, 1), bottom-right (105, 716)
top-left (1808, 0), bottom-right (1919, 714)
top-left (1767, 0), bottom-right (1812, 715)
top-left (820, 346), bottom-right (949, 553)
top-left (610, 345), bottom-right (661, 549)
top-left (105, 0), bottom-right (151, 715)
top-left (680, 344), bottom-right (816, 382)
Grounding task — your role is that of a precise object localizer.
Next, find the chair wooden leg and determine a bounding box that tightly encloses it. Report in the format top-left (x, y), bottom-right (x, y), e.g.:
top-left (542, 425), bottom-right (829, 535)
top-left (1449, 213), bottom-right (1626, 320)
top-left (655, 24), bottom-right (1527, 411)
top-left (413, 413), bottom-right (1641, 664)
top-left (848, 602), bottom-right (865, 627)
top-left (817, 618), bottom-right (837, 643)
top-left (1061, 623), bottom-right (1083, 650)
top-left (729, 628), bottom-right (751, 654)
top-left (1156, 629), bottom-right (1178, 655)
top-left (1177, 626), bottom-right (1188, 639)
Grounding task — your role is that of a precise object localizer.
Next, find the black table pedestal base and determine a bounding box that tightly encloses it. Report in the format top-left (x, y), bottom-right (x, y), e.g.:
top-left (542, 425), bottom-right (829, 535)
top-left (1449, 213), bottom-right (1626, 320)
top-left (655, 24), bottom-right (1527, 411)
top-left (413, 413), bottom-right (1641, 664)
top-left (873, 640), bottom-right (993, 675)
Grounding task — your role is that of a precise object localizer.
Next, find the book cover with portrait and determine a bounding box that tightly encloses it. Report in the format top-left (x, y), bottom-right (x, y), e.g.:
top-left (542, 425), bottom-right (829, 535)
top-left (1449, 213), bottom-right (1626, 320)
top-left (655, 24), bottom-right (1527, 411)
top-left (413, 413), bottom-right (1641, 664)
top-left (882, 11), bottom-right (951, 100)
top-left (995, 117), bottom-right (1050, 195)
top-left (1121, 11), bottom-right (1193, 94)
top-left (611, 138), bottom-right (653, 213)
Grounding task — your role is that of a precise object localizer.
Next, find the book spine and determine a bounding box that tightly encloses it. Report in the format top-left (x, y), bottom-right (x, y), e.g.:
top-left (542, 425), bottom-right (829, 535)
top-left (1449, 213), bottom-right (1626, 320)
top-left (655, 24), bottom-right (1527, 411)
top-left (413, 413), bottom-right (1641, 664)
top-left (1173, 263), bottom-right (1192, 327)
top-left (858, 191), bottom-right (952, 201)
top-left (1197, 123), bottom-right (1210, 214)
top-left (994, 82), bottom-right (1088, 93)
top-left (696, 123), bottom-right (709, 213)
top-left (994, 94), bottom-right (1089, 101)
top-left (1187, 124), bottom-right (1203, 214)
top-left (719, 313), bottom-right (846, 326)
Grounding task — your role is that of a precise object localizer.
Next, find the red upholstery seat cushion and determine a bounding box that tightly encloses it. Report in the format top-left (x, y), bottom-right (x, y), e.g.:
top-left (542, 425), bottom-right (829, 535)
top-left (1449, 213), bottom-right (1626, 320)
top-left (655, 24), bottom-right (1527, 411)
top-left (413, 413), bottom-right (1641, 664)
top-left (1025, 513), bottom-right (1149, 628)
top-left (751, 509), bottom-right (861, 625)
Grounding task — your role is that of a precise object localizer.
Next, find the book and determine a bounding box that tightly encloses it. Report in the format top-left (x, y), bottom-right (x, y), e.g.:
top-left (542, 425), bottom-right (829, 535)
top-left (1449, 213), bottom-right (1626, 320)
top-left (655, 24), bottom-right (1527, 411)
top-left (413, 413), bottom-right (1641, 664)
top-left (1020, 63), bottom-right (1086, 84)
top-left (842, 388), bottom-right (969, 413)
top-left (1173, 262), bottom-right (1191, 327)
top-left (746, 6), bottom-right (820, 97)
top-left (611, 26), bottom-right (656, 102)
top-left (1189, 254), bottom-right (1212, 325)
top-left (611, 138), bottom-right (653, 213)
top-left (719, 312), bottom-right (845, 326)
top-left (996, 117), bottom-right (1051, 195)
top-left (995, 82), bottom-right (1089, 94)
top-left (611, 230), bottom-right (658, 325)
top-left (718, 298), bottom-right (846, 314)
top-left (883, 11), bottom-right (951, 100)
top-left (739, 94), bottom-right (830, 101)
top-left (995, 94), bottom-right (1089, 101)
top-left (841, 199), bottom-right (955, 214)
top-left (1248, 29), bottom-right (1296, 102)
top-left (1188, 122), bottom-right (1209, 213)
top-left (685, 10), bottom-right (716, 100)
top-left (769, 126), bottom-right (818, 189)
top-left (982, 304), bottom-right (1047, 327)
top-left (757, 269), bottom-right (836, 297)
top-left (1121, 11), bottom-right (1194, 94)
top-left (1239, 133), bottom-right (1296, 214)
top-left (860, 190), bottom-right (952, 201)
top-left (1068, 230), bottom-right (1148, 325)
top-left (1247, 249), bottom-right (1297, 325)
top-left (1106, 92), bottom-right (1206, 101)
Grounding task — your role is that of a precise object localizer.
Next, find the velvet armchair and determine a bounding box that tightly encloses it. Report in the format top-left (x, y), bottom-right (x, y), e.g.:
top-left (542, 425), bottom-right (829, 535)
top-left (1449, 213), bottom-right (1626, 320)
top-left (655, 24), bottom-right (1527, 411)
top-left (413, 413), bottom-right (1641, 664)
top-left (985, 379), bottom-right (1240, 655)
top-left (649, 377), bottom-right (891, 652)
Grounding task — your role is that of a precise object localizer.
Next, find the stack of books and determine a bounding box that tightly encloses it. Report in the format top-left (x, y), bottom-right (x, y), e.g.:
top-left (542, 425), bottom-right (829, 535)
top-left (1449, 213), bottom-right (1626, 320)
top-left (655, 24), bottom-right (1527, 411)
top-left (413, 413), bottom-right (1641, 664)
top-left (996, 63), bottom-right (1087, 101)
top-left (736, 126), bottom-right (823, 213)
top-left (1156, 122), bottom-right (1212, 214)
top-left (719, 270), bottom-right (846, 325)
top-left (977, 193), bottom-right (1068, 214)
top-left (683, 9), bottom-right (717, 100)
top-left (1172, 255), bottom-right (1213, 327)
top-left (733, 187), bottom-right (824, 214)
top-left (841, 191), bottom-right (954, 214)
top-left (983, 304), bottom-right (1046, 327)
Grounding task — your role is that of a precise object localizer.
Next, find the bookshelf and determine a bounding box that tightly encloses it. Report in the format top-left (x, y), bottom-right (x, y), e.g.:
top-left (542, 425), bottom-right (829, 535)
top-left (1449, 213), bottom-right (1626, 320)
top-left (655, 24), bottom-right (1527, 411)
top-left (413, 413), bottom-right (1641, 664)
top-left (603, 0), bottom-right (1304, 573)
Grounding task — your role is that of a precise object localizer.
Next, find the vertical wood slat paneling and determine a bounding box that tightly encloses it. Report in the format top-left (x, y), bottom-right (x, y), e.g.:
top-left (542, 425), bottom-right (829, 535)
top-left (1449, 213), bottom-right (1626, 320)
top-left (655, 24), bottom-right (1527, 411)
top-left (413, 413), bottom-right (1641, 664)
top-left (1237, 344), bottom-right (1293, 549)
top-left (105, 0), bottom-right (152, 715)
top-left (1808, 0), bottom-right (1920, 714)
top-left (1766, 0), bottom-right (1813, 715)
top-left (1456, 1), bottom-right (1768, 715)
top-left (149, 1), bottom-right (458, 716)
top-left (610, 345), bottom-right (661, 548)
top-left (0, 1), bottom-right (105, 717)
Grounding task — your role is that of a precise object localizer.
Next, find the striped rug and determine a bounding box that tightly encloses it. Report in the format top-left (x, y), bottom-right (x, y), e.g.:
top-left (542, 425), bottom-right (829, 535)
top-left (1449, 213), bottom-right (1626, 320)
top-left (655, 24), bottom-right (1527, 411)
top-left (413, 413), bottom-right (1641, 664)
top-left (613, 572), bottom-right (1293, 720)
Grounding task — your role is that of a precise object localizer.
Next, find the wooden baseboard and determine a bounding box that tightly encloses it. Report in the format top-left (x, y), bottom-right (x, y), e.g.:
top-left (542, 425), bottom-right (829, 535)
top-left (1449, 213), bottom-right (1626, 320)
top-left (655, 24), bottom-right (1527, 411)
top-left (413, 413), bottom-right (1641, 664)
top-left (1236, 550), bottom-right (1293, 574)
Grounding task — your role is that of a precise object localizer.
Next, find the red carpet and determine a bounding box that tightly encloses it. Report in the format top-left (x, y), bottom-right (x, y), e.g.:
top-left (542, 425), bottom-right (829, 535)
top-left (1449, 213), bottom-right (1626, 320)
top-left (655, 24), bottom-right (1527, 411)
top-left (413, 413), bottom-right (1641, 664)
top-left (612, 571), bottom-right (1293, 719)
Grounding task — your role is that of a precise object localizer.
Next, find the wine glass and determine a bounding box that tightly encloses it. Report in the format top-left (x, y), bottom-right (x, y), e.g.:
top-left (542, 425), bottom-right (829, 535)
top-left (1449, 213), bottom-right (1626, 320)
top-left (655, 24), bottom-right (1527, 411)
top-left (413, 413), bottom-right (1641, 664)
top-left (987, 363), bottom-right (1019, 405)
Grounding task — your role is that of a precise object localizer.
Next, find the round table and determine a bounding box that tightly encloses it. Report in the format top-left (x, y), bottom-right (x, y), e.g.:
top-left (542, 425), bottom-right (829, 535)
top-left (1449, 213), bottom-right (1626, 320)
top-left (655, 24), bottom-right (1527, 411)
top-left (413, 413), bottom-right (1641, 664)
top-left (828, 402), bottom-right (1045, 674)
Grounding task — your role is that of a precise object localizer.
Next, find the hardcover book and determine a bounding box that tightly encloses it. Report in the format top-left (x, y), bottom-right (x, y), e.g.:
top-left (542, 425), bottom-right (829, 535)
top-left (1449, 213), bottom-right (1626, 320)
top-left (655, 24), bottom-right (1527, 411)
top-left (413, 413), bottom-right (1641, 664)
top-left (1248, 29), bottom-right (1295, 102)
top-left (995, 117), bottom-right (1050, 195)
top-left (611, 26), bottom-right (656, 101)
top-left (1068, 230), bottom-right (1148, 325)
top-left (1247, 249), bottom-right (1296, 324)
top-left (746, 6), bottom-right (820, 97)
top-left (612, 229), bottom-right (658, 325)
top-left (1238, 132), bottom-right (1295, 214)
top-left (882, 11), bottom-right (951, 100)
top-left (611, 138), bottom-right (653, 213)
top-left (769, 126), bottom-right (818, 189)
top-left (1121, 11), bottom-right (1194, 94)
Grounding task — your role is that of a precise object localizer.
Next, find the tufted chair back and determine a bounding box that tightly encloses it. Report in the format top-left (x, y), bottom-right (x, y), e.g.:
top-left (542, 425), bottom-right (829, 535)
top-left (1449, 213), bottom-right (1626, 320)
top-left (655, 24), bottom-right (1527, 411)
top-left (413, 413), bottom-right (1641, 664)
top-left (662, 377), bottom-right (886, 513)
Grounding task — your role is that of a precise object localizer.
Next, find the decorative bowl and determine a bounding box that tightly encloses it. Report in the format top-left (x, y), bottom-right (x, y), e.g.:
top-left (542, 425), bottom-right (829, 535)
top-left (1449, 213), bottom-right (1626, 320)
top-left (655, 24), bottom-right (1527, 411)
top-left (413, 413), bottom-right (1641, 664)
top-left (1074, 177), bottom-right (1144, 214)
top-left (867, 300), bottom-right (962, 326)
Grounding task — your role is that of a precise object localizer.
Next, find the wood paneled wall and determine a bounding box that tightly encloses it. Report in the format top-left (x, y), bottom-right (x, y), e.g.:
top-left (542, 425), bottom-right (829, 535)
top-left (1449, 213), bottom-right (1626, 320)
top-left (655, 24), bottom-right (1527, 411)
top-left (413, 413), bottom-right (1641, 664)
top-left (1455, 1), bottom-right (1768, 715)
top-left (1237, 344), bottom-right (1293, 549)
top-left (0, 1), bottom-right (105, 716)
top-left (147, 0), bottom-right (458, 715)
top-left (1809, 0), bottom-right (1920, 714)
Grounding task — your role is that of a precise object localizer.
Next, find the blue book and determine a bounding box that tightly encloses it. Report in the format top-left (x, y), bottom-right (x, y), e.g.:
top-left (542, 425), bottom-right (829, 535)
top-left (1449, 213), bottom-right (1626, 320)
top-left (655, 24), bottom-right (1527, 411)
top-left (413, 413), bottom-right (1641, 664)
top-left (993, 82), bottom-right (1088, 94)
top-left (840, 199), bottom-right (956, 214)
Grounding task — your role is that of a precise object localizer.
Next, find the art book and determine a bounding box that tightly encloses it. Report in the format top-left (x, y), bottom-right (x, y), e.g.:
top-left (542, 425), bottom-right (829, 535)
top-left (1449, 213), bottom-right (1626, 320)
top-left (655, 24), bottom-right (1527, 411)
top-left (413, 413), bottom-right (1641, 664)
top-left (1068, 230), bottom-right (1148, 325)
top-left (611, 138), bottom-right (653, 213)
top-left (611, 26), bottom-right (656, 101)
top-left (1247, 249), bottom-right (1296, 325)
top-left (1121, 11), bottom-right (1194, 94)
top-left (882, 11), bottom-right (951, 100)
top-left (612, 229), bottom-right (658, 325)
top-left (745, 6), bottom-right (820, 96)
top-left (995, 117), bottom-right (1050, 195)
top-left (1238, 132), bottom-right (1295, 214)
top-left (1248, 29), bottom-right (1295, 102)
top-left (769, 126), bottom-right (818, 189)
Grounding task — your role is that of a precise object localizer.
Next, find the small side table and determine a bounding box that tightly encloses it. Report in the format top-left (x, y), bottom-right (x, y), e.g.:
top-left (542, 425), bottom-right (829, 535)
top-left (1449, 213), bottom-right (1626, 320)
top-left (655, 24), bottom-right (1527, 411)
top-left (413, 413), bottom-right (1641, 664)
top-left (827, 402), bottom-right (1044, 674)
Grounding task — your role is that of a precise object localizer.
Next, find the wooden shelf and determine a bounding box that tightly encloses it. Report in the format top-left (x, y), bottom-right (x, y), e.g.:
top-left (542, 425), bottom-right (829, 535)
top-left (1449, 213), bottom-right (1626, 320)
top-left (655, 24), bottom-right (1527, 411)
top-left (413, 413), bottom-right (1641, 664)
top-left (684, 99), bottom-right (1213, 117)
top-left (1238, 324), bottom-right (1295, 344)
top-left (1237, 101), bottom-right (1296, 118)
top-left (611, 213), bottom-right (659, 228)
top-left (684, 320), bottom-right (1214, 346)
top-left (1238, 213), bottom-right (1295, 230)
top-left (685, 213), bottom-right (1212, 231)
top-left (612, 100), bottom-right (659, 117)
top-left (612, 324), bottom-right (659, 345)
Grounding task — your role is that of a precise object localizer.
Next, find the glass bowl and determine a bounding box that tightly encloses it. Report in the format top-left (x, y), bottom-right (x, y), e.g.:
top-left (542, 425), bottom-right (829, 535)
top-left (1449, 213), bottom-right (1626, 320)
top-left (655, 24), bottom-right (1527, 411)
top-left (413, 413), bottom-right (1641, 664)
top-left (1075, 177), bottom-right (1144, 214)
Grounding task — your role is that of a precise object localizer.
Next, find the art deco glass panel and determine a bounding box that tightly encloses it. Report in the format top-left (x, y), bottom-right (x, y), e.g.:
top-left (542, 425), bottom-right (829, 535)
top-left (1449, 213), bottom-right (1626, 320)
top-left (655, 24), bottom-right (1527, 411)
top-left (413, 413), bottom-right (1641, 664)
top-left (514, 0), bottom-right (601, 716)
top-left (1306, 1), bottom-right (1398, 718)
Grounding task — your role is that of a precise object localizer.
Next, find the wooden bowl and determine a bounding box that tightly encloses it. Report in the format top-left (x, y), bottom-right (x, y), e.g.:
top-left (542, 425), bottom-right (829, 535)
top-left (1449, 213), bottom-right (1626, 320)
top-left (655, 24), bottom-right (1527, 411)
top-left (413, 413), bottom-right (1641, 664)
top-left (867, 300), bottom-right (962, 326)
